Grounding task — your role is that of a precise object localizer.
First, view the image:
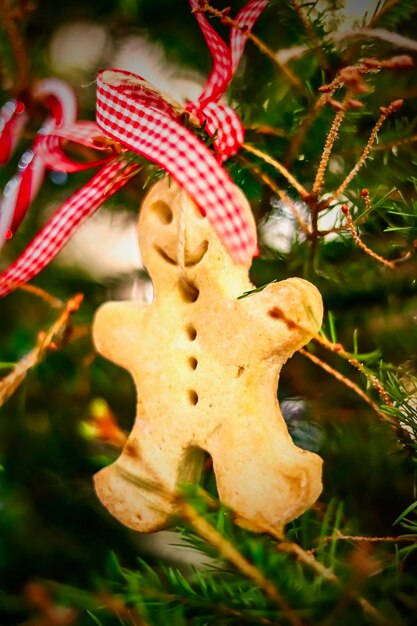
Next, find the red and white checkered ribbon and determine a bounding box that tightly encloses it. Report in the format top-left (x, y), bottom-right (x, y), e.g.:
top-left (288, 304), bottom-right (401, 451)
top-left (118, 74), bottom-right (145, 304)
top-left (0, 0), bottom-right (268, 298)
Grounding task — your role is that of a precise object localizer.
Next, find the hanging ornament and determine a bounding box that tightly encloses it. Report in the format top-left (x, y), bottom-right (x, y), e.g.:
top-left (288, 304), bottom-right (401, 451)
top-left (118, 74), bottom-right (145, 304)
top-left (93, 178), bottom-right (324, 532)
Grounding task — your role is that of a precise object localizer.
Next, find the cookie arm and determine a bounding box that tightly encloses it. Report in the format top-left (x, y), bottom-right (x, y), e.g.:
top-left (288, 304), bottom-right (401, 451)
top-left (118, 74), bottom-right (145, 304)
top-left (244, 277), bottom-right (323, 358)
top-left (92, 301), bottom-right (147, 370)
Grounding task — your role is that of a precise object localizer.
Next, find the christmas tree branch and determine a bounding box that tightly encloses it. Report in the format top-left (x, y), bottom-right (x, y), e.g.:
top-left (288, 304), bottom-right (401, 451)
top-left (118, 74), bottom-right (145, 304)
top-left (242, 143), bottom-right (309, 199)
top-left (330, 100), bottom-right (403, 202)
top-left (0, 0), bottom-right (30, 94)
top-left (16, 283), bottom-right (63, 308)
top-left (299, 348), bottom-right (388, 419)
top-left (0, 293), bottom-right (84, 406)
top-left (177, 499), bottom-right (303, 626)
top-left (313, 333), bottom-right (394, 409)
top-left (312, 104), bottom-right (347, 195)
top-left (340, 204), bottom-right (396, 269)
top-left (289, 0), bottom-right (329, 72)
top-left (279, 541), bottom-right (385, 624)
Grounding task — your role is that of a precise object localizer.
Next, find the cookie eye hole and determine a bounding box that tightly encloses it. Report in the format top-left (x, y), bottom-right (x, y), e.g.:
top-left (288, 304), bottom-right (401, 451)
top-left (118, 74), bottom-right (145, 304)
top-left (151, 200), bottom-right (173, 224)
top-left (188, 357), bottom-right (198, 370)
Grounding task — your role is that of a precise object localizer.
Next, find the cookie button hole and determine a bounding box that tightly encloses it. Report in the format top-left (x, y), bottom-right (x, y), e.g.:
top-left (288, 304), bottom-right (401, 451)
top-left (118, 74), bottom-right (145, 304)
top-left (179, 279), bottom-right (199, 303)
top-left (188, 390), bottom-right (199, 405)
top-left (188, 357), bottom-right (198, 370)
top-left (185, 325), bottom-right (197, 341)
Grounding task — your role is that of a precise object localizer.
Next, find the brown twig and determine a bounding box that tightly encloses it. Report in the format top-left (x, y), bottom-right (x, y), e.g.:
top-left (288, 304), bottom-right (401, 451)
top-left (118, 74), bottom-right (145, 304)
top-left (331, 99), bottom-right (403, 202)
top-left (299, 348), bottom-right (389, 420)
top-left (262, 299), bottom-right (394, 419)
top-left (238, 154), bottom-right (311, 236)
top-left (341, 204), bottom-right (396, 270)
top-left (285, 55), bottom-right (411, 169)
top-left (313, 332), bottom-right (394, 409)
top-left (0, 293), bottom-right (84, 406)
top-left (278, 542), bottom-right (385, 625)
top-left (0, 0), bottom-right (30, 94)
top-left (279, 541), bottom-right (338, 582)
top-left (312, 104), bottom-right (347, 194)
top-left (242, 142), bottom-right (309, 199)
top-left (195, 1), bottom-right (305, 93)
top-left (314, 533), bottom-right (417, 548)
top-left (15, 283), bottom-right (63, 308)
top-left (360, 188), bottom-right (372, 213)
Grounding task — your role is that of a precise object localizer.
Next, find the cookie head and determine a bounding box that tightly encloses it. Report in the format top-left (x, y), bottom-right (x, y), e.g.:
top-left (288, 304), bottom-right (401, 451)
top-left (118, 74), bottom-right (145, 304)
top-left (138, 178), bottom-right (256, 283)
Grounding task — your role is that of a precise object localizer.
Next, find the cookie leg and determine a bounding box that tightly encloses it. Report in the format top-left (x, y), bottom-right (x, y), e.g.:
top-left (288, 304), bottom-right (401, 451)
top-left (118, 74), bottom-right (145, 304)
top-left (94, 432), bottom-right (205, 532)
top-left (210, 418), bottom-right (322, 531)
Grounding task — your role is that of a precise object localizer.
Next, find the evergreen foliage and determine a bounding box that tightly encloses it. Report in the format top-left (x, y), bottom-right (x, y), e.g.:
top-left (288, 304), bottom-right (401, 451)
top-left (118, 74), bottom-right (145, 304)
top-left (1, 0), bottom-right (417, 624)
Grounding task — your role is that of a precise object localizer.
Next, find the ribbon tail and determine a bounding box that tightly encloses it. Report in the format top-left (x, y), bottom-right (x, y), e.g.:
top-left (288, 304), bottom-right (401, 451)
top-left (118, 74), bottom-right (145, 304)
top-left (189, 0), bottom-right (233, 107)
top-left (0, 161), bottom-right (135, 298)
top-left (231, 0), bottom-right (269, 72)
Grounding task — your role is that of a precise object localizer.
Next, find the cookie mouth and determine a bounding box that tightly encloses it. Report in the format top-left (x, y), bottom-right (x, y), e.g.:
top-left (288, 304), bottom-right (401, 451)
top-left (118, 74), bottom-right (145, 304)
top-left (154, 240), bottom-right (209, 266)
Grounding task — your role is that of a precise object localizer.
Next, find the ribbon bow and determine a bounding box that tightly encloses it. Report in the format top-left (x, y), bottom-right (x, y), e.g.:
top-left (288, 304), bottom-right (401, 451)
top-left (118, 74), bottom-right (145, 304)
top-left (0, 0), bottom-right (268, 298)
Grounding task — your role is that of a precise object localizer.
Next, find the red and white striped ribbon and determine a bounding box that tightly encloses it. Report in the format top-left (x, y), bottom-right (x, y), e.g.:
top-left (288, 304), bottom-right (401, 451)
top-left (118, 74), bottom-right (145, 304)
top-left (0, 99), bottom-right (27, 165)
top-left (0, 0), bottom-right (268, 298)
top-left (0, 79), bottom-right (79, 248)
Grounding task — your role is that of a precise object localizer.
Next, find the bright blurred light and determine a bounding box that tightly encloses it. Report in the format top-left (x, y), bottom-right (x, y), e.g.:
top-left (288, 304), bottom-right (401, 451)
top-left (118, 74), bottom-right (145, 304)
top-left (49, 21), bottom-right (110, 75)
top-left (111, 35), bottom-right (203, 103)
top-left (259, 198), bottom-right (305, 254)
top-left (57, 208), bottom-right (142, 279)
top-left (259, 194), bottom-right (356, 253)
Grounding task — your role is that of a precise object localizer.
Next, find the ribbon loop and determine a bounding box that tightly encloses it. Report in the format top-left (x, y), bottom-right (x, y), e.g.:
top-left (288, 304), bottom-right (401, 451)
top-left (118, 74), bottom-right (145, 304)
top-left (0, 0), bottom-right (268, 298)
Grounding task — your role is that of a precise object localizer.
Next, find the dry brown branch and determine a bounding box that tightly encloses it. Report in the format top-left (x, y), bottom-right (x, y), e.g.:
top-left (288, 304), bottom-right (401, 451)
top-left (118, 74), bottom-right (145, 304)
top-left (16, 283), bottom-right (63, 308)
top-left (341, 204), bottom-right (396, 270)
top-left (238, 154), bottom-right (311, 235)
top-left (278, 542), bottom-right (385, 624)
top-left (313, 332), bottom-right (394, 409)
top-left (0, 0), bottom-right (29, 94)
top-left (315, 533), bottom-right (417, 547)
top-left (242, 142), bottom-right (309, 199)
top-left (312, 106), bottom-right (347, 194)
top-left (360, 188), bottom-right (372, 213)
top-left (279, 541), bottom-right (338, 582)
top-left (299, 348), bottom-right (389, 420)
top-left (195, 1), bottom-right (305, 93)
top-left (0, 293), bottom-right (84, 406)
top-left (331, 99), bottom-right (403, 202)
top-left (371, 134), bottom-right (417, 152)
top-left (260, 298), bottom-right (394, 419)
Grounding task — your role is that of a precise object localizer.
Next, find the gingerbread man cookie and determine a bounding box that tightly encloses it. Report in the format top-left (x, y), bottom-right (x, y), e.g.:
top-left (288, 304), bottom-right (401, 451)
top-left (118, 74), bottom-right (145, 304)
top-left (93, 178), bottom-right (323, 532)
